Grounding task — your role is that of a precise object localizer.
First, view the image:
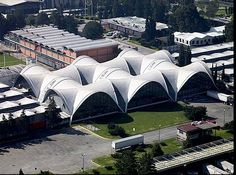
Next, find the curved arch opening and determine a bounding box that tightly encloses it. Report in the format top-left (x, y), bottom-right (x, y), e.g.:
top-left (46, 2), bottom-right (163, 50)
top-left (72, 92), bottom-right (121, 122)
top-left (178, 72), bottom-right (215, 100)
top-left (128, 82), bottom-right (170, 110)
top-left (14, 75), bottom-right (36, 97)
top-left (43, 89), bottom-right (69, 114)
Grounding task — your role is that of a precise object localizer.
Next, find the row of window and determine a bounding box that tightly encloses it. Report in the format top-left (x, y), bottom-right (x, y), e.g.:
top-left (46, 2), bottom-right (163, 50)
top-left (176, 37), bottom-right (212, 45)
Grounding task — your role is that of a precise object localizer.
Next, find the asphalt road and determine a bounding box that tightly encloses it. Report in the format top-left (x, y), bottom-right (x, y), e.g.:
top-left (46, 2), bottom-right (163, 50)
top-left (0, 95), bottom-right (233, 174)
top-left (187, 95), bottom-right (234, 126)
top-left (0, 125), bottom-right (177, 174)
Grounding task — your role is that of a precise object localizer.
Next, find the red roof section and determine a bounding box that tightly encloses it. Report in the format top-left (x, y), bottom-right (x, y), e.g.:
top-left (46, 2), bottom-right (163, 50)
top-left (177, 123), bottom-right (201, 132)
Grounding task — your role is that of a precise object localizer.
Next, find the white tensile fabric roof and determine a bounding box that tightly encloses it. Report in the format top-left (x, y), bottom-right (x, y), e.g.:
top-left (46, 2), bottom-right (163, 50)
top-left (17, 49), bottom-right (214, 123)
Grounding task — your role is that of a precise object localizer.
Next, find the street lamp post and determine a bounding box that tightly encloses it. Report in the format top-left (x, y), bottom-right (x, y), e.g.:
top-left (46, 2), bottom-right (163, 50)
top-left (223, 108), bottom-right (226, 126)
top-left (159, 124), bottom-right (161, 143)
top-left (82, 153), bottom-right (85, 172)
top-left (3, 51), bottom-right (6, 67)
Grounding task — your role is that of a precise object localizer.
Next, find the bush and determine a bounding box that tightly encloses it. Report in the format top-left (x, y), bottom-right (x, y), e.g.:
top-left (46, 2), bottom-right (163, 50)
top-left (108, 124), bottom-right (126, 137)
top-left (107, 122), bottom-right (116, 130)
top-left (111, 152), bottom-right (121, 159)
top-left (223, 121), bottom-right (234, 132)
top-left (135, 145), bottom-right (145, 152)
top-left (151, 142), bottom-right (164, 158)
top-left (92, 169), bottom-right (100, 175)
top-left (184, 105), bottom-right (207, 120)
top-left (104, 165), bottom-right (113, 170)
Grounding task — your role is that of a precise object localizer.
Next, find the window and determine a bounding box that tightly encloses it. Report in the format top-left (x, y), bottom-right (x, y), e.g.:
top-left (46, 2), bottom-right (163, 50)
top-left (196, 40), bottom-right (199, 44)
top-left (192, 40), bottom-right (195, 44)
top-left (186, 41), bottom-right (189, 45)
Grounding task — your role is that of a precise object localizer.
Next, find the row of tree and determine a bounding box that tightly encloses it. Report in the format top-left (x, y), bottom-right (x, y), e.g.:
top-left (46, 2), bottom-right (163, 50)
top-left (114, 142), bottom-right (164, 174)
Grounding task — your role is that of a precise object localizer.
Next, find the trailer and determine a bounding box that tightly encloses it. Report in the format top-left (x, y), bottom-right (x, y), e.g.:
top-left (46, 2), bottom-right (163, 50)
top-left (112, 134), bottom-right (144, 150)
top-left (216, 160), bottom-right (234, 174)
top-left (207, 90), bottom-right (233, 104)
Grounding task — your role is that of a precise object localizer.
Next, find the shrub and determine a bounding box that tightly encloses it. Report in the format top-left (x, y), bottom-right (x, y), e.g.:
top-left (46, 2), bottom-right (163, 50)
top-left (104, 165), bottom-right (113, 170)
top-left (151, 142), bottom-right (164, 158)
top-left (184, 105), bottom-right (207, 120)
top-left (108, 124), bottom-right (126, 137)
top-left (135, 145), bottom-right (145, 152)
top-left (92, 169), bottom-right (100, 175)
top-left (111, 153), bottom-right (121, 159)
top-left (107, 122), bottom-right (116, 130)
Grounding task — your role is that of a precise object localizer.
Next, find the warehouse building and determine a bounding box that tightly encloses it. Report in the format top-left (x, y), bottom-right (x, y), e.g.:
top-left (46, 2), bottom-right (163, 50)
top-left (0, 82), bottom-right (46, 140)
top-left (4, 26), bottom-right (118, 69)
top-left (15, 49), bottom-right (216, 124)
top-left (174, 26), bottom-right (225, 46)
top-left (102, 16), bottom-right (169, 38)
top-left (0, 0), bottom-right (42, 13)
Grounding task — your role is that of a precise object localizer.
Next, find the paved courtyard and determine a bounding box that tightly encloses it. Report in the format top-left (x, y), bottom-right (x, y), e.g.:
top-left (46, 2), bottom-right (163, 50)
top-left (187, 94), bottom-right (234, 126)
top-left (0, 126), bottom-right (111, 174)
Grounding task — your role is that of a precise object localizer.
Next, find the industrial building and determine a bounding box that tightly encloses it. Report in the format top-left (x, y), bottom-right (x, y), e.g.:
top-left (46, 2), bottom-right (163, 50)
top-left (172, 42), bottom-right (234, 86)
top-left (15, 49), bottom-right (215, 124)
top-left (4, 26), bottom-right (119, 69)
top-left (0, 0), bottom-right (42, 13)
top-left (0, 82), bottom-right (46, 140)
top-left (102, 16), bottom-right (169, 38)
top-left (174, 26), bottom-right (225, 46)
top-left (177, 120), bottom-right (218, 141)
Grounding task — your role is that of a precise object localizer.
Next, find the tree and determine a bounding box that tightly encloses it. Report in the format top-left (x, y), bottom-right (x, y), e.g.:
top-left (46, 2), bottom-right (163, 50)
top-left (50, 11), bottom-right (63, 28)
top-left (35, 12), bottom-right (50, 26)
top-left (0, 13), bottom-right (8, 40)
top-left (82, 21), bottom-right (103, 39)
top-left (152, 0), bottom-right (166, 23)
top-left (225, 20), bottom-right (233, 42)
top-left (170, 3), bottom-right (209, 32)
top-left (19, 169), bottom-right (24, 175)
top-left (112, 0), bottom-right (122, 17)
top-left (115, 150), bottom-right (137, 175)
top-left (63, 16), bottom-right (78, 34)
top-left (134, 0), bottom-right (143, 17)
top-left (144, 0), bottom-right (152, 19)
top-left (205, 0), bottom-right (219, 18)
top-left (151, 142), bottom-right (164, 158)
top-left (25, 15), bottom-right (36, 26)
top-left (137, 153), bottom-right (156, 175)
top-left (143, 16), bottom-right (156, 41)
top-left (178, 44), bottom-right (192, 66)
top-left (184, 106), bottom-right (207, 120)
top-left (7, 12), bottom-right (26, 30)
top-left (221, 63), bottom-right (225, 81)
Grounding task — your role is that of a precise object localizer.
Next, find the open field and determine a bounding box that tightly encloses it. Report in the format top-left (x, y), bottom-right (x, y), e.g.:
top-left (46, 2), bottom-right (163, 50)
top-left (0, 54), bottom-right (24, 67)
top-left (81, 102), bottom-right (189, 139)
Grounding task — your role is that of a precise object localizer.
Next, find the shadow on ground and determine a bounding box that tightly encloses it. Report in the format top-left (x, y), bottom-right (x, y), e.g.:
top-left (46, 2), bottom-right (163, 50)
top-left (0, 126), bottom-right (88, 155)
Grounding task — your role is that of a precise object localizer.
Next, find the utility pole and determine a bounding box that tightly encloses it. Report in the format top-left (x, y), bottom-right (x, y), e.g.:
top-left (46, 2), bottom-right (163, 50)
top-left (82, 153), bottom-right (85, 172)
top-left (3, 51), bottom-right (6, 67)
top-left (223, 108), bottom-right (226, 126)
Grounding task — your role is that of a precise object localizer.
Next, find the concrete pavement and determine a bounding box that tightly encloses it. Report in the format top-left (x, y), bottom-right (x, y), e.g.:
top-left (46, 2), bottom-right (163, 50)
top-left (0, 124), bottom-right (177, 174)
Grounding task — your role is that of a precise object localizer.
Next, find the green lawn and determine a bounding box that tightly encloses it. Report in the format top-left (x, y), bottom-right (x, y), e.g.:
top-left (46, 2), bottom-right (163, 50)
top-left (215, 7), bottom-right (226, 17)
top-left (215, 129), bottom-right (233, 139)
top-left (79, 138), bottom-right (183, 174)
top-left (81, 102), bottom-right (189, 139)
top-left (0, 54), bottom-right (25, 67)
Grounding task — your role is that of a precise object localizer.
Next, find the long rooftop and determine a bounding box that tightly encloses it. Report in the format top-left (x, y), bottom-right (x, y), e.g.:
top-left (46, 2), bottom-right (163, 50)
top-left (103, 16), bottom-right (168, 33)
top-left (9, 26), bottom-right (118, 52)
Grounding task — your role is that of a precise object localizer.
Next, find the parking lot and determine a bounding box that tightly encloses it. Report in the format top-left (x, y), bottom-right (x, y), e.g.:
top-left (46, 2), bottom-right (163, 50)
top-left (187, 94), bottom-right (234, 126)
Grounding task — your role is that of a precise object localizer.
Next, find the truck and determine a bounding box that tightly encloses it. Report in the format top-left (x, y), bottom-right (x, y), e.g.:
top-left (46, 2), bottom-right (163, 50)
top-left (207, 90), bottom-right (233, 105)
top-left (112, 134), bottom-right (144, 151)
